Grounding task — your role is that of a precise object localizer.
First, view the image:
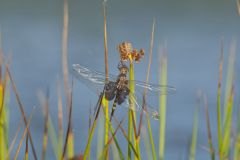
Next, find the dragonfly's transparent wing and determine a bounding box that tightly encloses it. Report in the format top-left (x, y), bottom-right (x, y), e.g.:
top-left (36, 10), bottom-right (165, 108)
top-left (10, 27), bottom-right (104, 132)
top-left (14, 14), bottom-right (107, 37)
top-left (121, 91), bottom-right (160, 120)
top-left (72, 64), bottom-right (176, 95)
top-left (72, 64), bottom-right (118, 92)
top-left (128, 80), bottom-right (176, 95)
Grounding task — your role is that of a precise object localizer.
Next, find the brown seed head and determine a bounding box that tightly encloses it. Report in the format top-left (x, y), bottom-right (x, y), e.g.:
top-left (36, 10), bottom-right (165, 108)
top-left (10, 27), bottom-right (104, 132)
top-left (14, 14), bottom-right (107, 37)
top-left (117, 42), bottom-right (145, 63)
top-left (117, 42), bottom-right (132, 61)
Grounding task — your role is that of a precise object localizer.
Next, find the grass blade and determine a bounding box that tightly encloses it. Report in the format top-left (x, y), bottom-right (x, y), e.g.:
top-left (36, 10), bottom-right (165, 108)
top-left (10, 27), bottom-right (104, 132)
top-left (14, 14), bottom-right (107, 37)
top-left (0, 43), bottom-right (10, 160)
top-left (189, 101), bottom-right (199, 160)
top-left (103, 2), bottom-right (109, 158)
top-left (0, 82), bottom-right (8, 160)
top-left (41, 90), bottom-right (49, 160)
top-left (203, 95), bottom-right (215, 160)
top-left (38, 90), bottom-right (59, 159)
top-left (223, 41), bottom-right (236, 123)
top-left (220, 86), bottom-right (234, 159)
top-left (14, 108), bottom-right (35, 160)
top-left (67, 130), bottom-right (74, 159)
top-left (47, 117), bottom-right (59, 159)
top-left (109, 124), bottom-right (125, 160)
top-left (24, 134), bottom-right (29, 160)
top-left (128, 62), bottom-right (140, 159)
top-left (83, 113), bottom-right (99, 159)
top-left (7, 118), bottom-right (22, 159)
top-left (83, 92), bottom-right (104, 159)
top-left (234, 106), bottom-right (240, 160)
top-left (88, 104), bottom-right (92, 159)
top-left (62, 79), bottom-right (74, 159)
top-left (111, 140), bottom-right (122, 160)
top-left (220, 41), bottom-right (236, 159)
top-left (62, 0), bottom-right (70, 101)
top-left (142, 19), bottom-right (157, 160)
top-left (114, 116), bottom-right (139, 159)
top-left (97, 108), bottom-right (104, 157)
top-left (217, 42), bottom-right (224, 154)
top-left (101, 101), bottom-right (125, 160)
top-left (6, 66), bottom-right (37, 160)
top-left (159, 45), bottom-right (168, 160)
top-left (142, 127), bottom-right (153, 160)
top-left (98, 118), bottom-right (124, 159)
top-left (57, 79), bottom-right (63, 160)
top-left (237, 0), bottom-right (240, 16)
top-left (234, 135), bottom-right (240, 160)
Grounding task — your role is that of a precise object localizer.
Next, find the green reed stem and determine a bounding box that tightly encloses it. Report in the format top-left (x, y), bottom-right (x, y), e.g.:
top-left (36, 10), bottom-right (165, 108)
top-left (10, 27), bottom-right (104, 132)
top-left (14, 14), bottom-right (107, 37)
top-left (159, 51), bottom-right (167, 160)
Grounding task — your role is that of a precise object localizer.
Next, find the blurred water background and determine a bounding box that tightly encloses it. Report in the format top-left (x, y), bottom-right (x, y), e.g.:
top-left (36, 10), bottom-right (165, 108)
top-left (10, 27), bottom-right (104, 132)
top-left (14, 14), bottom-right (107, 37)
top-left (0, 0), bottom-right (240, 159)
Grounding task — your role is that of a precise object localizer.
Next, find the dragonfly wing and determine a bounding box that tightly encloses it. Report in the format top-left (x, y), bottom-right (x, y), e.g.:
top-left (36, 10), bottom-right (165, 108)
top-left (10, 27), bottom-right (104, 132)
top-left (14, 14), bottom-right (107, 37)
top-left (121, 91), bottom-right (160, 120)
top-left (128, 80), bottom-right (176, 95)
top-left (72, 64), bottom-right (118, 93)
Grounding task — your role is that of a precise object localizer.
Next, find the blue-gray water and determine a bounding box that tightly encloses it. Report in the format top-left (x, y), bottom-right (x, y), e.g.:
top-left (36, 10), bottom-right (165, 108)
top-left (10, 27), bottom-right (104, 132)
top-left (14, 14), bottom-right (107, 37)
top-left (0, 0), bottom-right (240, 159)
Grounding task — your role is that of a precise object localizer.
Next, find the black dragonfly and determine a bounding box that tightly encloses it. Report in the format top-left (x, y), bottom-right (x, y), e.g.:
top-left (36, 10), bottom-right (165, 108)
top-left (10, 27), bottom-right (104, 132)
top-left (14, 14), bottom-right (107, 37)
top-left (72, 62), bottom-right (176, 121)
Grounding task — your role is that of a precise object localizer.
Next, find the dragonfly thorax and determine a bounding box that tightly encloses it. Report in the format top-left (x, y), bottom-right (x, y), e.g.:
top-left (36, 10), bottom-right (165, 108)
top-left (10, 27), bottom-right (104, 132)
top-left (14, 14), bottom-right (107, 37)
top-left (117, 73), bottom-right (128, 90)
top-left (104, 80), bottom-right (130, 105)
top-left (104, 81), bottom-right (117, 101)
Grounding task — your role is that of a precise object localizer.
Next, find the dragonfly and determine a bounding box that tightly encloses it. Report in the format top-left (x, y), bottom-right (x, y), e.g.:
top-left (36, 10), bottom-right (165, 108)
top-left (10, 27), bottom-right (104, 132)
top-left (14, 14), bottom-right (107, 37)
top-left (72, 62), bottom-right (176, 121)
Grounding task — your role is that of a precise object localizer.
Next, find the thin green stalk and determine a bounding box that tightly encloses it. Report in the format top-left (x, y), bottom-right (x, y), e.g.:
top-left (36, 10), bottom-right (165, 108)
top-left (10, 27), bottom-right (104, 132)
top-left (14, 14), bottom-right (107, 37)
top-left (220, 87), bottom-right (234, 159)
top-left (234, 107), bottom-right (240, 160)
top-left (67, 130), bottom-right (74, 159)
top-left (114, 116), bottom-right (139, 159)
top-left (234, 135), bottom-right (240, 160)
top-left (62, 79), bottom-right (74, 159)
top-left (127, 107), bottom-right (132, 160)
top-left (83, 92), bottom-right (104, 159)
top-left (111, 140), bottom-right (121, 160)
top-left (0, 48), bottom-right (9, 160)
top-left (142, 126), bottom-right (153, 160)
top-left (84, 112), bottom-right (99, 160)
top-left (24, 134), bottom-right (29, 160)
top-left (147, 117), bottom-right (156, 160)
top-left (7, 118), bottom-right (22, 159)
top-left (159, 48), bottom-right (167, 160)
top-left (14, 109), bottom-right (34, 160)
top-left (204, 96), bottom-right (215, 160)
top-left (38, 91), bottom-right (58, 159)
top-left (98, 118), bottom-right (124, 160)
top-left (189, 105), bottom-right (199, 160)
top-left (100, 102), bottom-right (124, 160)
top-left (41, 89), bottom-right (50, 160)
top-left (109, 121), bottom-right (124, 160)
top-left (144, 19), bottom-right (157, 160)
top-left (103, 2), bottom-right (109, 159)
top-left (237, 0), bottom-right (240, 16)
top-left (7, 66), bottom-right (37, 160)
top-left (97, 108), bottom-right (104, 157)
top-left (0, 84), bottom-right (8, 160)
top-left (128, 62), bottom-right (140, 159)
top-left (223, 41), bottom-right (235, 123)
top-left (48, 117), bottom-right (59, 159)
top-left (217, 47), bottom-right (223, 154)
top-left (57, 80), bottom-right (63, 160)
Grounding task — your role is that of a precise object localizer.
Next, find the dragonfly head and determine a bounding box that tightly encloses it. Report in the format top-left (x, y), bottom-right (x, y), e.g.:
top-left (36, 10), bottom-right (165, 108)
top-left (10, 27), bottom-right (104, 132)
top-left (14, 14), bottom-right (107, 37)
top-left (118, 62), bottom-right (129, 74)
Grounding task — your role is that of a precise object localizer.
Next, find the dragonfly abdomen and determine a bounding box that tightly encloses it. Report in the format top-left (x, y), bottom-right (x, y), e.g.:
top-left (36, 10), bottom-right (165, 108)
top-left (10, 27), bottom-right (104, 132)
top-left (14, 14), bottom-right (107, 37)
top-left (116, 87), bottom-right (130, 105)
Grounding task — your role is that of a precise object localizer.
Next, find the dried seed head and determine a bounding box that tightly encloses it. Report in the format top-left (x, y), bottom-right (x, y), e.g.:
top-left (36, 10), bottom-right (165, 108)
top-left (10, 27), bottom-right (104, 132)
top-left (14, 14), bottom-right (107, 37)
top-left (117, 42), bottom-right (132, 61)
top-left (117, 42), bottom-right (145, 63)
